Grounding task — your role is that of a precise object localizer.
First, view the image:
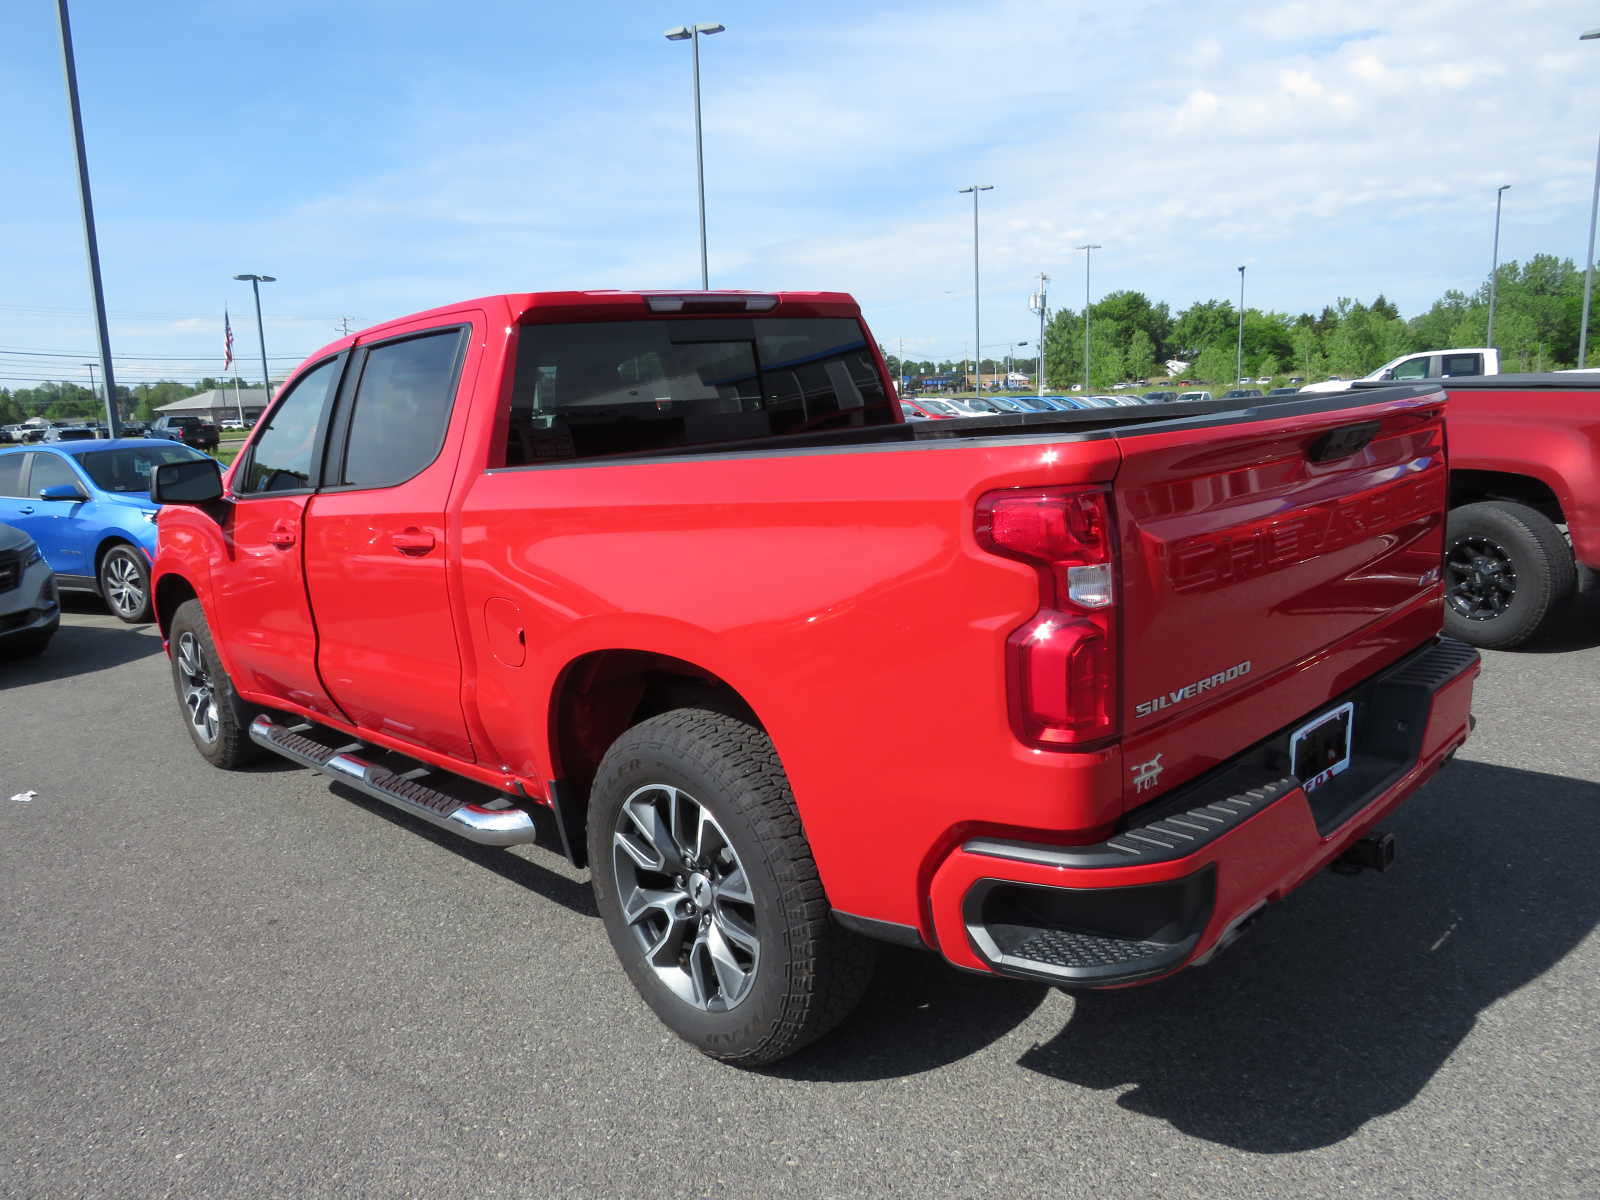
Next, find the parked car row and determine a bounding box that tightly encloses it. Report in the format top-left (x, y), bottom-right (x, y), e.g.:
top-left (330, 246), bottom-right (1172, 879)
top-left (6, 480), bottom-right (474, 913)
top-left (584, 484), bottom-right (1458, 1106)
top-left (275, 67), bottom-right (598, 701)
top-left (0, 438), bottom-right (215, 629)
top-left (1, 416), bottom-right (233, 447)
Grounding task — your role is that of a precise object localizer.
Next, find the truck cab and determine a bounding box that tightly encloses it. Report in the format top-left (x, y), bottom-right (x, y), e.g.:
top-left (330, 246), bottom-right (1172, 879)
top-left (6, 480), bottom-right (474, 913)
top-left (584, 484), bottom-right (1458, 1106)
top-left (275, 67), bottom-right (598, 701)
top-left (1302, 348), bottom-right (1500, 393)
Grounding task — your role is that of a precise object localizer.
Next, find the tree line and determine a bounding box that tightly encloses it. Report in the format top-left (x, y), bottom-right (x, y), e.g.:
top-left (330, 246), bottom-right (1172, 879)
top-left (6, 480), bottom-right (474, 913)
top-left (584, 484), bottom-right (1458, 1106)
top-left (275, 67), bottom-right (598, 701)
top-left (0, 378), bottom-right (258, 426)
top-left (887, 252), bottom-right (1596, 389)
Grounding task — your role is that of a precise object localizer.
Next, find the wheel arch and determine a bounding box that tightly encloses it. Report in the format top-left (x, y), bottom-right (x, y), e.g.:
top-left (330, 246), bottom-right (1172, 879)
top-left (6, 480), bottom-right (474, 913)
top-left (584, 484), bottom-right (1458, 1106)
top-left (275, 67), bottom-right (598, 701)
top-left (153, 571), bottom-right (200, 639)
top-left (546, 649), bottom-right (766, 852)
top-left (1450, 469), bottom-right (1566, 527)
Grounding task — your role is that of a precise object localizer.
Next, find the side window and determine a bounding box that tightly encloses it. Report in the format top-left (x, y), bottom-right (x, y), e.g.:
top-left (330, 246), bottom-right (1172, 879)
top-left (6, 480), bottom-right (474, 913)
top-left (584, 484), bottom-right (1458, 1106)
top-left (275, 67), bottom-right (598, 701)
top-left (1389, 356), bottom-right (1431, 381)
top-left (238, 357), bottom-right (342, 495)
top-left (339, 329), bottom-right (464, 489)
top-left (0, 453), bottom-right (23, 497)
top-left (1441, 353), bottom-right (1483, 377)
top-left (28, 453), bottom-right (81, 496)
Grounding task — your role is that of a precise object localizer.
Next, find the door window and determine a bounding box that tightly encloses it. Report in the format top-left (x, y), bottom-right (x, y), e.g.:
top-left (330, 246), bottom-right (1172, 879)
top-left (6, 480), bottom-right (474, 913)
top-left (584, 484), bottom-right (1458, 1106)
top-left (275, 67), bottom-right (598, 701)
top-left (338, 329), bottom-right (464, 488)
top-left (28, 453), bottom-right (82, 497)
top-left (0, 453), bottom-right (23, 497)
top-left (237, 357), bottom-right (342, 495)
top-left (1389, 356), bottom-right (1431, 381)
top-left (1441, 353), bottom-right (1483, 377)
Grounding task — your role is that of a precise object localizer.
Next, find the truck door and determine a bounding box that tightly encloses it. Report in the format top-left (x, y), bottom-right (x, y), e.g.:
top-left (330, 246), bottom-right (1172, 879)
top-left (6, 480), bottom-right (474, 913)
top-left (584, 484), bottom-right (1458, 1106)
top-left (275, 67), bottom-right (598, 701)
top-left (215, 353), bottom-right (347, 719)
top-left (302, 320), bottom-right (478, 762)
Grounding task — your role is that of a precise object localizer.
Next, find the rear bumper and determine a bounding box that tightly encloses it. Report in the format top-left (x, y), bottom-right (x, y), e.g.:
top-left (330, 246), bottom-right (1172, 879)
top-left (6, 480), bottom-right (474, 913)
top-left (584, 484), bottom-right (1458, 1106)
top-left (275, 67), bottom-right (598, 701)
top-left (928, 636), bottom-right (1480, 987)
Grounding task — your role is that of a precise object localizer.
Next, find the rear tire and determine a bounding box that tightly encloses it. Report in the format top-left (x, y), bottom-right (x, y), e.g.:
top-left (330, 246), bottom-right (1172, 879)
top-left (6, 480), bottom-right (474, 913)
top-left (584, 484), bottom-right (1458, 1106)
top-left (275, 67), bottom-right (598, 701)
top-left (167, 599), bottom-right (268, 768)
top-left (587, 708), bottom-right (875, 1066)
top-left (1444, 501), bottom-right (1576, 649)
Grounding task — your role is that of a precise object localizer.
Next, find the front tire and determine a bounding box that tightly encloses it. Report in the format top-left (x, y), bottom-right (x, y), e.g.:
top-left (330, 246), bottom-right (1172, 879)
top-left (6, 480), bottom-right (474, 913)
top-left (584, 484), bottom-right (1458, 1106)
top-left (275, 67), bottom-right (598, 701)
top-left (588, 708), bottom-right (875, 1066)
top-left (99, 543), bottom-right (153, 624)
top-left (167, 599), bottom-right (267, 768)
top-left (1444, 501), bottom-right (1576, 649)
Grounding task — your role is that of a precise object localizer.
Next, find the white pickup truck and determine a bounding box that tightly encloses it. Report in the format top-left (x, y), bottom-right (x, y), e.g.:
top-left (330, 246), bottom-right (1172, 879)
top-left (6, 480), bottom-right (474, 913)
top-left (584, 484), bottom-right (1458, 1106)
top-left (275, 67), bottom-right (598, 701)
top-left (1300, 348), bottom-right (1499, 393)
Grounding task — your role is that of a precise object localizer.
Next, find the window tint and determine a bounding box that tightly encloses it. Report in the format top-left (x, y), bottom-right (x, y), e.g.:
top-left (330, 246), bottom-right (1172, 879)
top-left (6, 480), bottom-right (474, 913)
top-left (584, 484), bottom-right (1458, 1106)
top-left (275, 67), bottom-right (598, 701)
top-left (0, 453), bottom-right (23, 497)
top-left (1389, 356), bottom-right (1431, 381)
top-left (238, 357), bottom-right (341, 494)
top-left (1441, 353), bottom-right (1482, 377)
top-left (29, 453), bottom-right (81, 495)
top-left (340, 330), bottom-right (464, 488)
top-left (505, 317), bottom-right (895, 464)
top-left (77, 444), bottom-right (205, 493)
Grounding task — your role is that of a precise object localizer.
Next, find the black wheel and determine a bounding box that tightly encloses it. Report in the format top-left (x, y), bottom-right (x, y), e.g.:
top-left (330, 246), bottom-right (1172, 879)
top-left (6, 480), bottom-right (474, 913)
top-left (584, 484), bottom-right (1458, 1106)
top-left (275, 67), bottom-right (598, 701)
top-left (167, 599), bottom-right (267, 768)
top-left (588, 708), bottom-right (875, 1066)
top-left (99, 543), bottom-right (153, 624)
top-left (1444, 501), bottom-right (1576, 649)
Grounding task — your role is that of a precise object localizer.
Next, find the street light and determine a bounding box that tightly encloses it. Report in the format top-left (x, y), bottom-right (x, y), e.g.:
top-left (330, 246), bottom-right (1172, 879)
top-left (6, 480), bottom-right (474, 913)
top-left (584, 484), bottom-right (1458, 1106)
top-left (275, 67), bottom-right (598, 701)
top-left (233, 274), bottom-right (276, 400)
top-left (959, 185), bottom-right (994, 392)
top-left (1487, 184), bottom-right (1511, 347)
top-left (1029, 272), bottom-right (1049, 395)
top-left (54, 0), bottom-right (119, 437)
top-left (664, 22), bottom-right (724, 290)
top-left (1076, 244), bottom-right (1101, 391)
top-left (1236, 266), bottom-right (1246, 384)
top-left (1580, 27), bottom-right (1600, 367)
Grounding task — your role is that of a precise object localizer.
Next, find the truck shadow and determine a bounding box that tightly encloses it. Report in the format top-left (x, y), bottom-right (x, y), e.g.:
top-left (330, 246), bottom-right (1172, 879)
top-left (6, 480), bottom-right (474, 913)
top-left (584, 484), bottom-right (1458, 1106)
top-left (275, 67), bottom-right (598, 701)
top-left (780, 760), bottom-right (1599, 1155)
top-left (1519, 571), bottom-right (1600, 653)
top-left (325, 780), bottom-right (597, 917)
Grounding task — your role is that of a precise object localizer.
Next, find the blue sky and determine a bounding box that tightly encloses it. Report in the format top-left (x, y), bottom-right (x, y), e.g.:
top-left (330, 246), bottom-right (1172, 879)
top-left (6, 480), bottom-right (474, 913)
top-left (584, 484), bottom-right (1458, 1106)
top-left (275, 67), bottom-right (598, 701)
top-left (5, 0), bottom-right (1600, 386)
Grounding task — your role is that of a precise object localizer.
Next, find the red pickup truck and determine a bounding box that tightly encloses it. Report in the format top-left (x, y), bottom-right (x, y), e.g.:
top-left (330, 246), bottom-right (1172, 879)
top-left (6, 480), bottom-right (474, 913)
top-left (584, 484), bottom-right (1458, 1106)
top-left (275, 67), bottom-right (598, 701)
top-left (149, 290), bottom-right (1480, 1065)
top-left (1353, 374), bottom-right (1599, 648)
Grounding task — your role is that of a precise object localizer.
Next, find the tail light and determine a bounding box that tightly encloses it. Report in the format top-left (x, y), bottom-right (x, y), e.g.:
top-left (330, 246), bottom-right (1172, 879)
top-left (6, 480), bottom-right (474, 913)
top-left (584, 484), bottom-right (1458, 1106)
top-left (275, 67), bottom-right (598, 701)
top-left (976, 486), bottom-right (1118, 748)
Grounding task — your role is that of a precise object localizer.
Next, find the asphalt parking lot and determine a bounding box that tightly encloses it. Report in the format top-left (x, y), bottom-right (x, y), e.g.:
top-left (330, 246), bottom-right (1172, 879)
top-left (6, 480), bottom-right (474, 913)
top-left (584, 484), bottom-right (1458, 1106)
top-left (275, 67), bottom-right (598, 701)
top-left (4, 590), bottom-right (1598, 1200)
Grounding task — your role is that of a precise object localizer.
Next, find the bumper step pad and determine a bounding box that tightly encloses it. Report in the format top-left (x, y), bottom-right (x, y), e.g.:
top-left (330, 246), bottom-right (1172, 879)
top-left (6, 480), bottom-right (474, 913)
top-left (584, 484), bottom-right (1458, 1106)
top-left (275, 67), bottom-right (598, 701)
top-left (249, 716), bottom-right (541, 847)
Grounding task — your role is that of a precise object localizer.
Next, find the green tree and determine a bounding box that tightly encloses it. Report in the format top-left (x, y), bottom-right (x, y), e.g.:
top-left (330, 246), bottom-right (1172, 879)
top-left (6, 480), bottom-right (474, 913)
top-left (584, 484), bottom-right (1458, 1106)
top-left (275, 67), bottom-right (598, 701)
top-left (1194, 345), bottom-right (1235, 386)
top-left (1171, 300), bottom-right (1236, 359)
top-left (1124, 329), bottom-right (1156, 380)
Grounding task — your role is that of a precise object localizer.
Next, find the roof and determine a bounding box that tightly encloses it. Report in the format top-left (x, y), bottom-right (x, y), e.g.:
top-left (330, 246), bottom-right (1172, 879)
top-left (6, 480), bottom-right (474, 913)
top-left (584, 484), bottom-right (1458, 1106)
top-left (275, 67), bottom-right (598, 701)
top-left (157, 387), bottom-right (269, 413)
top-left (8, 438), bottom-right (161, 457)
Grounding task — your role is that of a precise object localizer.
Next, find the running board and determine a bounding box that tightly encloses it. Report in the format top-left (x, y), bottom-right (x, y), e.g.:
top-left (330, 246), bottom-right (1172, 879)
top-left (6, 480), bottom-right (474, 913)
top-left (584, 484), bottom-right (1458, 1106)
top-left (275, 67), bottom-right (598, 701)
top-left (249, 715), bottom-right (540, 847)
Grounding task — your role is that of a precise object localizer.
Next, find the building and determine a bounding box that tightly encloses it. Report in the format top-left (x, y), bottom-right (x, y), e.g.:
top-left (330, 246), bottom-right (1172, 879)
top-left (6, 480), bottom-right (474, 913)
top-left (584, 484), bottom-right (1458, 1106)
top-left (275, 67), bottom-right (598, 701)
top-left (154, 383), bottom-right (281, 424)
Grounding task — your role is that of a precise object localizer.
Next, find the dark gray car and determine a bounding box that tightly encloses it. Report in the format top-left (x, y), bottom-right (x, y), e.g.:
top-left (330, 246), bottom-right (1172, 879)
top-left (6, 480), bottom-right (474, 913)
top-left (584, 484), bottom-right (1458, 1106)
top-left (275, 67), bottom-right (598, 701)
top-left (0, 521), bottom-right (59, 657)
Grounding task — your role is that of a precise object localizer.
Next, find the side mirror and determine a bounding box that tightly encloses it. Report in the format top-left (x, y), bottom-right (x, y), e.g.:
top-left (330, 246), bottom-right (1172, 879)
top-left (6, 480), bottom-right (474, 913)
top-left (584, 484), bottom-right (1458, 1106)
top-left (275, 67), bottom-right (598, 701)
top-left (39, 483), bottom-right (86, 502)
top-left (151, 457), bottom-right (224, 504)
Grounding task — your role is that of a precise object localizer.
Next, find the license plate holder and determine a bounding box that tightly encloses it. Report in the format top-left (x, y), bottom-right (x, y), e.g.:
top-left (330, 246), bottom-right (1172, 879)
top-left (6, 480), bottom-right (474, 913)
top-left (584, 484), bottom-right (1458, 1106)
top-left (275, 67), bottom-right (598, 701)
top-left (1290, 702), bottom-right (1355, 793)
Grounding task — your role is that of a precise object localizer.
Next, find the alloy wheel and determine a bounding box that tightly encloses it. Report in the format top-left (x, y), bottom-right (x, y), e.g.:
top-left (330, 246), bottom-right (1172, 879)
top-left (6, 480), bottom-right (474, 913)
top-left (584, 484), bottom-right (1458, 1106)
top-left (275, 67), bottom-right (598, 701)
top-left (611, 783), bottom-right (760, 1012)
top-left (1446, 535), bottom-right (1516, 621)
top-left (102, 551), bottom-right (146, 620)
top-left (175, 631), bottom-right (219, 744)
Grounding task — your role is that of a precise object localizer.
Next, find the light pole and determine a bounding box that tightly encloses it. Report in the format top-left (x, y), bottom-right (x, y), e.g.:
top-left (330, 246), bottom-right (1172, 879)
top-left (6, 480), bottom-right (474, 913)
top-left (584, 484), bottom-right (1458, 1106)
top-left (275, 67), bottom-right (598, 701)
top-left (1236, 266), bottom-right (1247, 384)
top-left (958, 185), bottom-right (993, 392)
top-left (1029, 273), bottom-right (1049, 395)
top-left (665, 22), bottom-right (724, 290)
top-left (54, 0), bottom-right (120, 437)
top-left (82, 361), bottom-right (97, 398)
top-left (234, 274), bottom-right (275, 400)
top-left (1580, 28), bottom-right (1600, 366)
top-left (1487, 184), bottom-right (1511, 346)
top-left (1076, 244), bottom-right (1101, 391)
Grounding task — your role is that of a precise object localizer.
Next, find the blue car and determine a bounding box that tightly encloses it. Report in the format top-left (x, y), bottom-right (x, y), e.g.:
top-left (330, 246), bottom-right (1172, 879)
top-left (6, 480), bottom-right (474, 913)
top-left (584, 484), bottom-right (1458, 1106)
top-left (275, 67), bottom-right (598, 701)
top-left (0, 438), bottom-right (211, 623)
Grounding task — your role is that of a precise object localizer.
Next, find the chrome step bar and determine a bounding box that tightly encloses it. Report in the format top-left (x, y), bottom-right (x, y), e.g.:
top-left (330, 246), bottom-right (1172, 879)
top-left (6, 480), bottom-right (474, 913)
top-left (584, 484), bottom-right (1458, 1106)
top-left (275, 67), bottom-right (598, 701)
top-left (249, 715), bottom-right (540, 847)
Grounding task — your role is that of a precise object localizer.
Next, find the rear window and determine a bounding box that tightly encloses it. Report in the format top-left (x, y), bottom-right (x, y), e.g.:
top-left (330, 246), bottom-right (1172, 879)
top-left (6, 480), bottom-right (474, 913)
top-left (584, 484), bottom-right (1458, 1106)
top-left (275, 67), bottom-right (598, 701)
top-left (505, 317), bottom-right (894, 464)
top-left (77, 444), bottom-right (206, 493)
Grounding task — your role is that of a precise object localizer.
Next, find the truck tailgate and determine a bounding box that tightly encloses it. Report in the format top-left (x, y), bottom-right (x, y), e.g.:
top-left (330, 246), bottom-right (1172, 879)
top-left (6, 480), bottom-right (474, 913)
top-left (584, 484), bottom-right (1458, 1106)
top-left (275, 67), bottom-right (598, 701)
top-left (1112, 389), bottom-right (1448, 812)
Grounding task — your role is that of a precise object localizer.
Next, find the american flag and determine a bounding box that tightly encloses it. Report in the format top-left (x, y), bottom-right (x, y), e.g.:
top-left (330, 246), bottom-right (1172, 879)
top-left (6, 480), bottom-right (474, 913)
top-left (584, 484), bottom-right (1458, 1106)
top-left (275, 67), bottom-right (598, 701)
top-left (223, 309), bottom-right (234, 371)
